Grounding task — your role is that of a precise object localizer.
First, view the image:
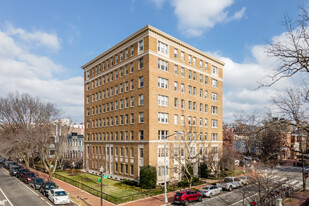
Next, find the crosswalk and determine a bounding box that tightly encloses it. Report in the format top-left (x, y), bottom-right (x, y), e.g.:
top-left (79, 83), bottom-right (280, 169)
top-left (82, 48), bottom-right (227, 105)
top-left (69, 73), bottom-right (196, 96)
top-left (271, 174), bottom-right (303, 189)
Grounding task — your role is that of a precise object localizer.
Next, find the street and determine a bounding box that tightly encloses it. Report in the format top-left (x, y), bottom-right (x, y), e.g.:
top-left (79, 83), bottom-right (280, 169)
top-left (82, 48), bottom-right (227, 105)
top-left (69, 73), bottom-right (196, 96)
top-left (0, 165), bottom-right (75, 206)
top-left (188, 166), bottom-right (306, 206)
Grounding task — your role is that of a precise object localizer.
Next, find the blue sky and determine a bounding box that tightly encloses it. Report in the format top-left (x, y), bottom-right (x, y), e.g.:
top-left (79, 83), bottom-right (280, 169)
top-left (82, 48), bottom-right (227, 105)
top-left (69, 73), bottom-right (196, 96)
top-left (0, 0), bottom-right (303, 123)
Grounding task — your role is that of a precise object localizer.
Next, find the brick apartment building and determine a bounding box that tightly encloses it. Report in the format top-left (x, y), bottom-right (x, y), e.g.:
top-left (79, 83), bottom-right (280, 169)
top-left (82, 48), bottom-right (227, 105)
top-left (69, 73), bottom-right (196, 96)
top-left (81, 25), bottom-right (224, 184)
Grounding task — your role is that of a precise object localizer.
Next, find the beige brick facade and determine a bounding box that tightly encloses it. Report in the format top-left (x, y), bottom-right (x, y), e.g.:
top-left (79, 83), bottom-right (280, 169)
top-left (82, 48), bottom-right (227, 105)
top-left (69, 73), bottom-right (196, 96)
top-left (81, 25), bottom-right (224, 183)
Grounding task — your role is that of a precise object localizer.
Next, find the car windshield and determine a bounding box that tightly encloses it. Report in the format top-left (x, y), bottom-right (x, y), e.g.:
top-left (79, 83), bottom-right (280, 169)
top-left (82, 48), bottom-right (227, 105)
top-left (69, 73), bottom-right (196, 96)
top-left (224, 178), bottom-right (233, 182)
top-left (27, 173), bottom-right (36, 177)
top-left (175, 192), bottom-right (183, 196)
top-left (46, 183), bottom-right (57, 189)
top-left (55, 191), bottom-right (67, 196)
top-left (203, 186), bottom-right (211, 190)
top-left (36, 179), bottom-right (44, 183)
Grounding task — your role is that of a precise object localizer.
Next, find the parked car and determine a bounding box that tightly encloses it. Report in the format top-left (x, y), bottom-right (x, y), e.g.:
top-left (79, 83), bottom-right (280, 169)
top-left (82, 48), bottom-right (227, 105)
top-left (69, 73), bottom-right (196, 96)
top-left (199, 185), bottom-right (222, 198)
top-left (21, 172), bottom-right (36, 183)
top-left (40, 182), bottom-right (58, 197)
top-left (0, 157), bottom-right (6, 164)
top-left (216, 177), bottom-right (242, 191)
top-left (16, 168), bottom-right (30, 179)
top-left (29, 178), bottom-right (45, 190)
top-left (173, 189), bottom-right (202, 205)
top-left (4, 161), bottom-right (15, 169)
top-left (239, 176), bottom-right (249, 185)
top-left (9, 166), bottom-right (20, 176)
top-left (47, 188), bottom-right (70, 205)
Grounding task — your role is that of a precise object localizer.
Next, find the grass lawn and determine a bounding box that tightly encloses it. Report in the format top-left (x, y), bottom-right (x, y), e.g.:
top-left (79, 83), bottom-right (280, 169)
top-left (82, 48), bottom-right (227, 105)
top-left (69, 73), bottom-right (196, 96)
top-left (55, 171), bottom-right (144, 199)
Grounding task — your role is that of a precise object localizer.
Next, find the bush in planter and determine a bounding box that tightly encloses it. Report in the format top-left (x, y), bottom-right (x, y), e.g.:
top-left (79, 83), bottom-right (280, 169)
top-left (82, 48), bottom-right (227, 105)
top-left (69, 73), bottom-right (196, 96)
top-left (140, 165), bottom-right (157, 189)
top-left (178, 180), bottom-right (189, 188)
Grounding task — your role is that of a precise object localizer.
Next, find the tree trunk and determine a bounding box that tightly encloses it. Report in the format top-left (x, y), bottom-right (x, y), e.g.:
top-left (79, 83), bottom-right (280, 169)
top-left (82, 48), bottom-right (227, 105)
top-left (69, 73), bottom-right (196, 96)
top-left (302, 152), bottom-right (306, 191)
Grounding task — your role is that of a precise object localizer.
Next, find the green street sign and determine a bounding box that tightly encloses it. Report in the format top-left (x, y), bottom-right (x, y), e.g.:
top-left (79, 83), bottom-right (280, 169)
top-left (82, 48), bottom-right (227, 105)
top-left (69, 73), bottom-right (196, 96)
top-left (102, 175), bottom-right (109, 179)
top-left (97, 179), bottom-right (101, 182)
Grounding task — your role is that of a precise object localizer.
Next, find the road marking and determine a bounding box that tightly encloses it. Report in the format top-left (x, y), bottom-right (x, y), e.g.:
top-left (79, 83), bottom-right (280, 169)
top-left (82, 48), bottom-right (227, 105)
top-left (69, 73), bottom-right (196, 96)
top-left (230, 193), bottom-right (257, 206)
top-left (0, 188), bottom-right (13, 206)
top-left (45, 200), bottom-right (53, 206)
top-left (40, 197), bottom-right (45, 201)
top-left (18, 182), bottom-right (39, 196)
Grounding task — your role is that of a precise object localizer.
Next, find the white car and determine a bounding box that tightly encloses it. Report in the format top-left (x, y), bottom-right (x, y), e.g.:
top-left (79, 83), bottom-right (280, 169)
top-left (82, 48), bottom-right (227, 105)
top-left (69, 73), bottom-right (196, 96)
top-left (199, 185), bottom-right (222, 198)
top-left (47, 188), bottom-right (70, 205)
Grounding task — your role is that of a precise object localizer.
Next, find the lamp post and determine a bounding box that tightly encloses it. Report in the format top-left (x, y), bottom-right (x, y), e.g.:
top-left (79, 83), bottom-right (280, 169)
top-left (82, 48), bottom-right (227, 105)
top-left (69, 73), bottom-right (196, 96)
top-left (164, 131), bottom-right (184, 204)
top-left (100, 166), bottom-right (104, 206)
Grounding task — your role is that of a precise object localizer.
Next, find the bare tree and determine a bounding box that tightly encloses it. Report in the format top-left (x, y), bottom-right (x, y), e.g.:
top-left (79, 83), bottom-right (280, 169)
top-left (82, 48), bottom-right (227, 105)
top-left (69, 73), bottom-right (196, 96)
top-left (0, 93), bottom-right (59, 169)
top-left (265, 6), bottom-right (309, 86)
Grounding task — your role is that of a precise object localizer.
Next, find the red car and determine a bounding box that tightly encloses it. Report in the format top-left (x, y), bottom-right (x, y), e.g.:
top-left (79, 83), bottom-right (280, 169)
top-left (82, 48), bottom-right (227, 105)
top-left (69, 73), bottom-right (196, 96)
top-left (21, 172), bottom-right (36, 183)
top-left (173, 189), bottom-right (202, 205)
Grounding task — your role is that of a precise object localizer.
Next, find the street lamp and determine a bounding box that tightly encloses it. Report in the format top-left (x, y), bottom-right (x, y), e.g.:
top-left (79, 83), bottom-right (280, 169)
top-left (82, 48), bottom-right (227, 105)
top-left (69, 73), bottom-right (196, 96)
top-left (164, 131), bottom-right (184, 204)
top-left (99, 166), bottom-right (104, 206)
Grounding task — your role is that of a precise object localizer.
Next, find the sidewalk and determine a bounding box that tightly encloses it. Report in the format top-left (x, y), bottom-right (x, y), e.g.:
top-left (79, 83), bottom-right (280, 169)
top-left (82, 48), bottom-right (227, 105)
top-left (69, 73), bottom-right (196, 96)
top-left (30, 168), bottom-right (114, 206)
top-left (284, 190), bottom-right (309, 206)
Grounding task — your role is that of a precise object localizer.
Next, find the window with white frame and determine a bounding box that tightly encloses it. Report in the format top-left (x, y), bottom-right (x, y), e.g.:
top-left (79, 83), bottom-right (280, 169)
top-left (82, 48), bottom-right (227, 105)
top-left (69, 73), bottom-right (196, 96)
top-left (205, 118), bottom-right (208, 127)
top-left (139, 40), bottom-right (144, 52)
top-left (211, 93), bottom-right (218, 101)
top-left (200, 60), bottom-right (203, 69)
top-left (174, 81), bottom-right (178, 91)
top-left (188, 116), bottom-right (192, 125)
top-left (174, 65), bottom-right (178, 75)
top-left (181, 115), bottom-right (185, 125)
top-left (139, 130), bottom-right (144, 140)
top-left (158, 130), bottom-right (168, 140)
top-left (192, 117), bottom-right (196, 126)
top-left (131, 45), bottom-right (134, 56)
top-left (158, 95), bottom-right (168, 106)
top-left (174, 48), bottom-right (178, 58)
top-left (158, 59), bottom-right (168, 71)
top-left (211, 65), bottom-right (218, 76)
top-left (120, 52), bottom-right (123, 61)
top-left (158, 112), bottom-right (168, 123)
top-left (181, 51), bottom-right (184, 61)
top-left (188, 101), bottom-right (192, 110)
top-left (211, 133), bottom-right (218, 141)
top-left (158, 41), bottom-right (168, 54)
top-left (181, 99), bottom-right (185, 109)
top-left (212, 119), bottom-right (218, 128)
top-left (131, 96), bottom-right (134, 107)
top-left (125, 48), bottom-right (128, 59)
top-left (193, 57), bottom-right (196, 66)
top-left (130, 79), bottom-right (134, 90)
top-left (139, 94), bottom-right (144, 105)
top-left (139, 58), bottom-right (143, 69)
top-left (188, 55), bottom-right (192, 64)
top-left (212, 79), bottom-right (218, 87)
top-left (181, 67), bottom-right (185, 77)
top-left (174, 98), bottom-right (178, 108)
top-left (139, 76), bottom-right (144, 88)
top-left (200, 74), bottom-right (203, 83)
top-left (131, 113), bottom-right (134, 124)
top-left (211, 106), bottom-right (218, 114)
top-left (174, 114), bottom-right (178, 125)
top-left (181, 83), bottom-right (185, 93)
top-left (139, 112), bottom-right (144, 123)
top-left (200, 103), bottom-right (203, 112)
top-left (158, 77), bottom-right (168, 89)
top-left (188, 70), bottom-right (192, 79)
top-left (200, 89), bottom-right (203, 98)
top-left (200, 118), bottom-right (203, 126)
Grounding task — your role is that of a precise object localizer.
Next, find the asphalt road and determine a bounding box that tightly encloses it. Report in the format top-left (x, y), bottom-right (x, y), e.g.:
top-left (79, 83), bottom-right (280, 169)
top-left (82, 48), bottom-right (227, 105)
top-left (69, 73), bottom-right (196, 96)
top-left (186, 166), bottom-right (306, 206)
top-left (0, 165), bottom-right (75, 206)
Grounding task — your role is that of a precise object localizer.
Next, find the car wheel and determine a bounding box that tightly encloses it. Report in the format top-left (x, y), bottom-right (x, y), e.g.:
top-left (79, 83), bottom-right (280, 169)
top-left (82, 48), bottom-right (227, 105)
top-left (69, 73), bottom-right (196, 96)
top-left (198, 196), bottom-right (202, 202)
top-left (184, 199), bottom-right (189, 206)
top-left (228, 186), bottom-right (232, 191)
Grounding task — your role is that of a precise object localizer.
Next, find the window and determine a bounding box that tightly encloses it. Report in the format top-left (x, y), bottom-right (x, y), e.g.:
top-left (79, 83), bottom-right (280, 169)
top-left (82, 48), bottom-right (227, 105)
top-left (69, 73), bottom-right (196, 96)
top-left (125, 48), bottom-right (128, 59)
top-left (212, 119), bottom-right (218, 128)
top-left (174, 65), bottom-right (178, 75)
top-left (211, 93), bottom-right (218, 101)
top-left (158, 77), bottom-right (168, 89)
top-left (205, 118), bottom-right (208, 127)
top-left (200, 74), bottom-right (203, 83)
top-left (200, 89), bottom-right (203, 97)
top-left (125, 82), bottom-right (129, 92)
top-left (193, 102), bottom-right (196, 111)
top-left (125, 98), bottom-right (129, 108)
top-left (120, 100), bottom-right (123, 109)
top-left (193, 87), bottom-right (196, 96)
top-left (181, 115), bottom-right (184, 125)
top-left (139, 58), bottom-right (144, 69)
top-left (212, 133), bottom-right (218, 141)
top-left (200, 118), bottom-right (203, 126)
top-left (181, 99), bottom-right (185, 109)
top-left (193, 72), bottom-right (196, 80)
top-left (205, 104), bottom-right (208, 113)
top-left (131, 165), bottom-right (134, 175)
top-left (188, 101), bottom-right (192, 110)
top-left (158, 95), bottom-right (168, 106)
top-left (212, 65), bottom-right (218, 76)
top-left (158, 112), bottom-right (168, 123)
top-left (174, 48), bottom-right (178, 58)
top-left (181, 84), bottom-right (184, 93)
top-left (200, 60), bottom-right (203, 69)
top-left (188, 55), bottom-right (192, 64)
top-left (181, 51), bottom-right (184, 61)
top-left (130, 96), bottom-right (134, 107)
top-left (120, 84), bottom-right (123, 93)
top-left (131, 45), bottom-right (134, 56)
top-left (181, 67), bottom-right (185, 77)
top-left (139, 112), bottom-right (144, 123)
top-left (210, 106), bottom-right (218, 115)
top-left (188, 70), bottom-right (192, 79)
top-left (125, 65), bottom-right (129, 75)
top-left (120, 52), bottom-right (123, 61)
top-left (130, 79), bottom-right (134, 90)
top-left (139, 40), bottom-right (144, 52)
top-left (212, 79), bottom-right (218, 87)
top-left (120, 67), bottom-right (123, 77)
top-left (110, 57), bottom-right (113, 66)
top-left (188, 116), bottom-right (192, 125)
top-left (158, 130), bottom-right (168, 140)
top-left (115, 55), bottom-right (118, 64)
top-left (193, 117), bottom-right (196, 126)
top-left (205, 90), bottom-right (208, 99)
top-left (174, 81), bottom-right (178, 91)
top-left (139, 76), bottom-right (144, 88)
top-left (158, 41), bottom-right (168, 54)
top-left (139, 131), bottom-right (144, 140)
top-left (193, 57), bottom-right (196, 66)
top-left (158, 59), bottom-right (168, 71)
top-left (130, 131), bottom-right (134, 140)
top-left (174, 98), bottom-right (178, 108)
top-left (174, 115), bottom-right (178, 125)
top-left (200, 103), bottom-right (203, 112)
top-left (139, 94), bottom-right (144, 105)
top-left (188, 86), bottom-right (192, 95)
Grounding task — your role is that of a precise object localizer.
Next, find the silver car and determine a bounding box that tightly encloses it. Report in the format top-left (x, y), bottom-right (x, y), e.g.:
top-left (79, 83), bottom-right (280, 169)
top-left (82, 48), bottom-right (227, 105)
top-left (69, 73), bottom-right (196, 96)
top-left (199, 185), bottom-right (222, 198)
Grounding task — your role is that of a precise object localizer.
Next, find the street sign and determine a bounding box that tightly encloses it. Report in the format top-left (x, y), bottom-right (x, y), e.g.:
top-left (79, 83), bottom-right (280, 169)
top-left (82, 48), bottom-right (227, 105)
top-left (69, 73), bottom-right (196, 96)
top-left (97, 179), bottom-right (101, 182)
top-left (102, 175), bottom-right (109, 179)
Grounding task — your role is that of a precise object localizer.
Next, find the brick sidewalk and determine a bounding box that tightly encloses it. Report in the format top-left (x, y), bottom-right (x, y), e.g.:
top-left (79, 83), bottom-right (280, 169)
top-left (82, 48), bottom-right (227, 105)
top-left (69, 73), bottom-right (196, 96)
top-left (30, 169), bottom-right (114, 206)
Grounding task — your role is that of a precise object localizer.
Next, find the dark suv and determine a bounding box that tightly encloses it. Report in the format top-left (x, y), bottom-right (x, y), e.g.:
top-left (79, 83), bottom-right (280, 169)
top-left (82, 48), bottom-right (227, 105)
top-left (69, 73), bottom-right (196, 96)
top-left (173, 190), bottom-right (202, 205)
top-left (39, 182), bottom-right (58, 196)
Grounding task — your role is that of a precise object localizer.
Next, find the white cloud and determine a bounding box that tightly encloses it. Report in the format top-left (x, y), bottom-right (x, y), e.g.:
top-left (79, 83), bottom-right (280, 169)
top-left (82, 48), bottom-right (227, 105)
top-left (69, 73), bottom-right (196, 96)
top-left (5, 23), bottom-right (60, 50)
top-left (170, 0), bottom-right (245, 37)
top-left (0, 24), bottom-right (83, 123)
